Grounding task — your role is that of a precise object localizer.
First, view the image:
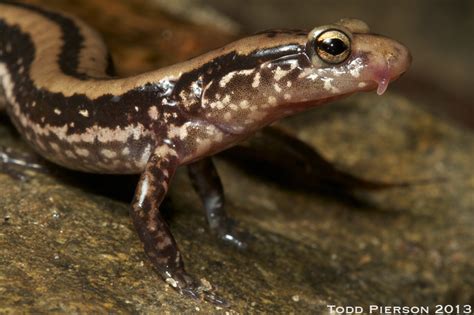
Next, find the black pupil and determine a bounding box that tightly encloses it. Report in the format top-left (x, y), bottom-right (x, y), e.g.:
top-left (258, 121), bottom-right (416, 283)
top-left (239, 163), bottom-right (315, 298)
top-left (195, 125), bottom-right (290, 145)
top-left (319, 38), bottom-right (347, 56)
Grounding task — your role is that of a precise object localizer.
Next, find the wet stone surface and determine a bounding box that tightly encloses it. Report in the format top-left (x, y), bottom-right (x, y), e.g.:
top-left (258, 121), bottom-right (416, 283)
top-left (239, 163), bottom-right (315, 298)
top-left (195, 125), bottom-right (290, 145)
top-left (1, 93), bottom-right (473, 313)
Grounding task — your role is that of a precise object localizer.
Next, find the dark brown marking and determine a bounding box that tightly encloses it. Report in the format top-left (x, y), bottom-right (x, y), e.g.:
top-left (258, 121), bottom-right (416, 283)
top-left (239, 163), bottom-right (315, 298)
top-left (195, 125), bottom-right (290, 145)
top-left (188, 158), bottom-right (246, 248)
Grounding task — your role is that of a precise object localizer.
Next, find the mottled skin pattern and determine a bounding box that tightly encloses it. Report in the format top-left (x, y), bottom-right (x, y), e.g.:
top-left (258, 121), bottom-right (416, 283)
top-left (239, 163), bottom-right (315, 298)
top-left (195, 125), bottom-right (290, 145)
top-left (0, 0), bottom-right (411, 304)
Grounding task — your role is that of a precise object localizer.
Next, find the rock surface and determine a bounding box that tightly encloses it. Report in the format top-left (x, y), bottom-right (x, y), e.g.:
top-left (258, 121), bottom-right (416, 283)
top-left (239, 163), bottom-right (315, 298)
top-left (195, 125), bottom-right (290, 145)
top-left (1, 0), bottom-right (473, 313)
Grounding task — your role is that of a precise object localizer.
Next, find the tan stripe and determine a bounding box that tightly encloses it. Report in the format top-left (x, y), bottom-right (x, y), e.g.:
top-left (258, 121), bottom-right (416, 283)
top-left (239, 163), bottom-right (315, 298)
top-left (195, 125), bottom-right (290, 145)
top-left (73, 16), bottom-right (110, 78)
top-left (0, 4), bottom-right (180, 98)
top-left (0, 4), bottom-right (306, 99)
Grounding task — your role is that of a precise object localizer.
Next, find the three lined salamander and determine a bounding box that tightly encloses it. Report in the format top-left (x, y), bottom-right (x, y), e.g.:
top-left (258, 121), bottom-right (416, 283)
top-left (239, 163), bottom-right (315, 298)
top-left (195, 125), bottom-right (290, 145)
top-left (0, 0), bottom-right (411, 304)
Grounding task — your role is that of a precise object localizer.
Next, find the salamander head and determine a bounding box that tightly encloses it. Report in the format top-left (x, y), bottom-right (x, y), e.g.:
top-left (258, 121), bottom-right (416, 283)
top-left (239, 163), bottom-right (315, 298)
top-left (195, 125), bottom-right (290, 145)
top-left (199, 18), bottom-right (411, 135)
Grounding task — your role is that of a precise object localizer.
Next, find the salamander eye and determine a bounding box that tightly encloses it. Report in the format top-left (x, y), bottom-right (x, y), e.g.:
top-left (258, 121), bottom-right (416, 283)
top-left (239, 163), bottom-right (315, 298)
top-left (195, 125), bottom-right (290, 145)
top-left (315, 30), bottom-right (351, 64)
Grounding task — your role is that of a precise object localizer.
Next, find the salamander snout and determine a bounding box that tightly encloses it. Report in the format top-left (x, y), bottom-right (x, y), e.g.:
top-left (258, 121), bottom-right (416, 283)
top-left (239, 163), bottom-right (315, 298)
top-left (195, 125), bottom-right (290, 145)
top-left (303, 22), bottom-right (411, 98)
top-left (353, 34), bottom-right (412, 95)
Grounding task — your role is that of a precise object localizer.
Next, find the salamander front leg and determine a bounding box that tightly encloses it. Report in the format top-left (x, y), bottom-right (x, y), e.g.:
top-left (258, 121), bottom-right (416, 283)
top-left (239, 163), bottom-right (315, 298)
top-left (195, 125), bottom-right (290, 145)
top-left (188, 158), bottom-right (247, 249)
top-left (130, 148), bottom-right (226, 305)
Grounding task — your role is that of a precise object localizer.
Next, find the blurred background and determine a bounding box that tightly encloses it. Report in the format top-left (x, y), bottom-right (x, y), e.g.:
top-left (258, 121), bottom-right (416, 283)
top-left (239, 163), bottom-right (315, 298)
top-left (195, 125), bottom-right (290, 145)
top-left (198, 0), bottom-right (474, 130)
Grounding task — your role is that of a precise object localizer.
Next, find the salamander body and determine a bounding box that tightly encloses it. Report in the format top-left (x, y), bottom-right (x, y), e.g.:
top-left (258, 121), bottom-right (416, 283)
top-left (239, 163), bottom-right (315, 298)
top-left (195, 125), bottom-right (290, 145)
top-left (0, 0), bottom-right (411, 303)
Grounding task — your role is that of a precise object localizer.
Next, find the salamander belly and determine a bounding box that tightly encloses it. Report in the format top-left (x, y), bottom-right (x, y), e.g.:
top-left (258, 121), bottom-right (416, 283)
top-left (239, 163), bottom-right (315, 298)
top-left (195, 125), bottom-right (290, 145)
top-left (0, 62), bottom-right (155, 174)
top-left (6, 103), bottom-right (156, 174)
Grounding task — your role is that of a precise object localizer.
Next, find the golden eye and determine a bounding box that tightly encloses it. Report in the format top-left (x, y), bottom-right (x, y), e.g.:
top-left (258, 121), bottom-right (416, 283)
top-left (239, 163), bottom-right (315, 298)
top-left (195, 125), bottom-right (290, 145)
top-left (315, 30), bottom-right (351, 64)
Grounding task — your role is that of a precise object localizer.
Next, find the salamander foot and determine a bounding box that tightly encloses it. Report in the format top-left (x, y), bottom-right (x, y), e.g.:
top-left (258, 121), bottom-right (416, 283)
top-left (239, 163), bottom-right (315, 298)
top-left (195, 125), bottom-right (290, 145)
top-left (0, 146), bottom-right (45, 181)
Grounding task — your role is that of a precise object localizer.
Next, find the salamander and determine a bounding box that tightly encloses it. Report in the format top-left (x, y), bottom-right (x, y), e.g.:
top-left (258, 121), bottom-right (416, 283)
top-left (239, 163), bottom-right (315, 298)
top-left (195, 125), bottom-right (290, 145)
top-left (0, 0), bottom-right (411, 304)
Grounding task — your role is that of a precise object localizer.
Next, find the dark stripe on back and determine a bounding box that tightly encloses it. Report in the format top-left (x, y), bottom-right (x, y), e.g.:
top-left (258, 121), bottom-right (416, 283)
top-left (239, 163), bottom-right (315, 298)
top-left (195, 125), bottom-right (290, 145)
top-left (0, 1), bottom-right (305, 134)
top-left (0, 18), bottom-right (167, 133)
top-left (256, 29), bottom-right (308, 38)
top-left (172, 43), bottom-right (303, 104)
top-left (0, 0), bottom-right (113, 78)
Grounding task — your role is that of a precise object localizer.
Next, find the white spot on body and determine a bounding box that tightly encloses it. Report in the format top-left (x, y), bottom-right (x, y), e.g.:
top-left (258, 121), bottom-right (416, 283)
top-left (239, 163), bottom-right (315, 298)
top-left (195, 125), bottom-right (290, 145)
top-left (168, 124), bottom-right (189, 140)
top-left (238, 69), bottom-right (254, 77)
top-left (358, 82), bottom-right (367, 88)
top-left (193, 138), bottom-right (212, 157)
top-left (50, 142), bottom-right (60, 152)
top-left (289, 60), bottom-right (298, 70)
top-left (273, 66), bottom-right (289, 81)
top-left (101, 149), bottom-right (117, 159)
top-left (252, 72), bottom-right (261, 88)
top-left (54, 108), bottom-right (61, 115)
top-left (148, 106), bottom-right (159, 120)
top-left (122, 147), bottom-right (130, 156)
top-left (0, 63), bottom-right (14, 101)
top-left (65, 150), bottom-right (76, 158)
top-left (45, 123), bottom-right (151, 144)
top-left (307, 73), bottom-right (319, 81)
top-left (223, 112), bottom-right (232, 121)
top-left (274, 83), bottom-right (282, 93)
top-left (219, 71), bottom-right (236, 87)
top-left (321, 77), bottom-right (340, 93)
top-left (75, 148), bottom-right (90, 157)
top-left (239, 100), bottom-right (250, 109)
top-left (222, 94), bottom-right (231, 104)
top-left (179, 90), bottom-right (187, 102)
top-left (155, 144), bottom-right (178, 158)
top-left (79, 109), bottom-right (89, 117)
top-left (138, 144), bottom-right (152, 168)
top-left (209, 101), bottom-right (224, 110)
top-left (298, 68), bottom-right (316, 80)
top-left (348, 58), bottom-right (364, 78)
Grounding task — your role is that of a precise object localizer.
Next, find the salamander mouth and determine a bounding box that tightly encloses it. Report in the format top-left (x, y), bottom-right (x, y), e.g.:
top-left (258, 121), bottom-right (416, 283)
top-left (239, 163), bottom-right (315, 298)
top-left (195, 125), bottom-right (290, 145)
top-left (284, 94), bottom-right (354, 114)
top-left (366, 70), bottom-right (407, 95)
top-left (372, 53), bottom-right (405, 95)
top-left (350, 34), bottom-right (412, 96)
